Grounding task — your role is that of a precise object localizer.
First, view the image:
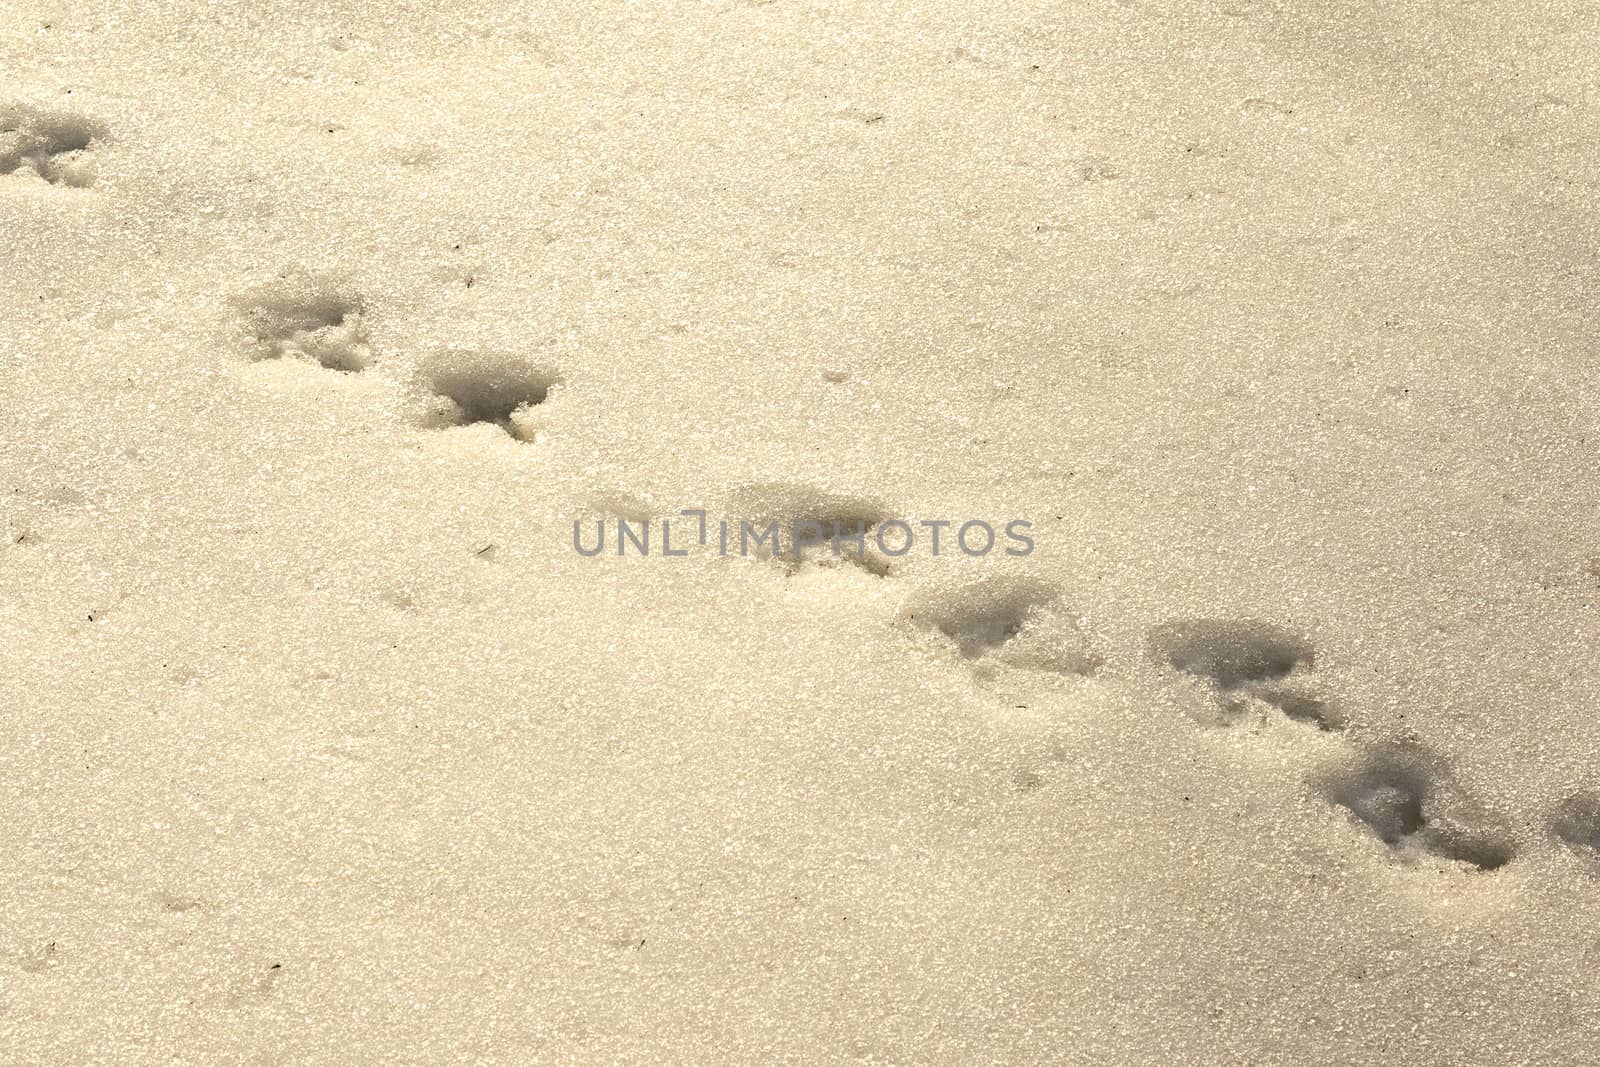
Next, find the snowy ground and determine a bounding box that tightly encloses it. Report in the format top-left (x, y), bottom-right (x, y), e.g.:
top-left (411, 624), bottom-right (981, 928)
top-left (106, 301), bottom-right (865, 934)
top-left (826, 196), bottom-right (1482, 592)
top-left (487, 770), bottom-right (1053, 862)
top-left (3, 1), bottom-right (1599, 1062)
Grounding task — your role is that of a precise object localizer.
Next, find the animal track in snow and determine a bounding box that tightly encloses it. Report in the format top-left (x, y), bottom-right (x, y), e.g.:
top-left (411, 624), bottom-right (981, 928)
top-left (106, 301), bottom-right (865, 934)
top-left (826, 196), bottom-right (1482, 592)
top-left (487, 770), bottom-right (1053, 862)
top-left (0, 103), bottom-right (104, 188)
top-left (1549, 792), bottom-right (1600, 857)
top-left (901, 577), bottom-right (1101, 677)
top-left (727, 483), bottom-right (894, 576)
top-left (1146, 619), bottom-right (1556, 875)
top-left (233, 272), bottom-right (372, 372)
top-left (1231, 685), bottom-right (1339, 732)
top-left (418, 351), bottom-right (561, 441)
top-left (1318, 743), bottom-right (1515, 872)
top-left (1148, 618), bottom-right (1338, 730)
top-left (1148, 618), bottom-right (1312, 688)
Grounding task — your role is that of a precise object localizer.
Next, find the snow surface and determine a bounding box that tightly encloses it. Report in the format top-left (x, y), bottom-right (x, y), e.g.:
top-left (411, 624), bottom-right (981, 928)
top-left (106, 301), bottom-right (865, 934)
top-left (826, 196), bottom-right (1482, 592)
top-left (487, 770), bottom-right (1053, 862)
top-left (3, 1), bottom-right (1599, 1062)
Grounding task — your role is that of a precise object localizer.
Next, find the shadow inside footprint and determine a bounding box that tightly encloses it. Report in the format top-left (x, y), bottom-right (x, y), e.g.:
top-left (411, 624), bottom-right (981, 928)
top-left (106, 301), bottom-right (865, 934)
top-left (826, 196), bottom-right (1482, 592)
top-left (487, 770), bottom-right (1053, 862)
top-left (233, 272), bottom-right (371, 372)
top-left (1148, 619), bottom-right (1313, 689)
top-left (937, 595), bottom-right (1034, 659)
top-left (1149, 618), bottom-right (1338, 730)
top-left (727, 483), bottom-right (893, 576)
top-left (1, 103), bottom-right (105, 187)
top-left (785, 512), bottom-right (893, 576)
top-left (1323, 744), bottom-right (1514, 872)
top-left (420, 352), bottom-right (561, 442)
top-left (1240, 687), bottom-right (1341, 732)
top-left (1550, 792), bottom-right (1600, 856)
top-left (1330, 759), bottom-right (1427, 844)
top-left (901, 577), bottom-right (1101, 676)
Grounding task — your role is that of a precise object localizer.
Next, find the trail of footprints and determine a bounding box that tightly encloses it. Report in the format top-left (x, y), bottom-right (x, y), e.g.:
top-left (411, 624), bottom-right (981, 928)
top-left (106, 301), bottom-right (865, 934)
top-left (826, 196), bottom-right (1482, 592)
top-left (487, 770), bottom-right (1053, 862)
top-left (231, 271), bottom-right (560, 441)
top-left (18, 103), bottom-right (1587, 885)
top-left (713, 486), bottom-right (1104, 679)
top-left (4, 105), bottom-right (552, 440)
top-left (750, 525), bottom-right (1597, 878)
top-left (213, 267), bottom-right (1600, 890)
top-left (8, 104), bottom-right (555, 444)
top-left (1145, 617), bottom-right (1600, 875)
top-left (727, 503), bottom-right (1590, 878)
